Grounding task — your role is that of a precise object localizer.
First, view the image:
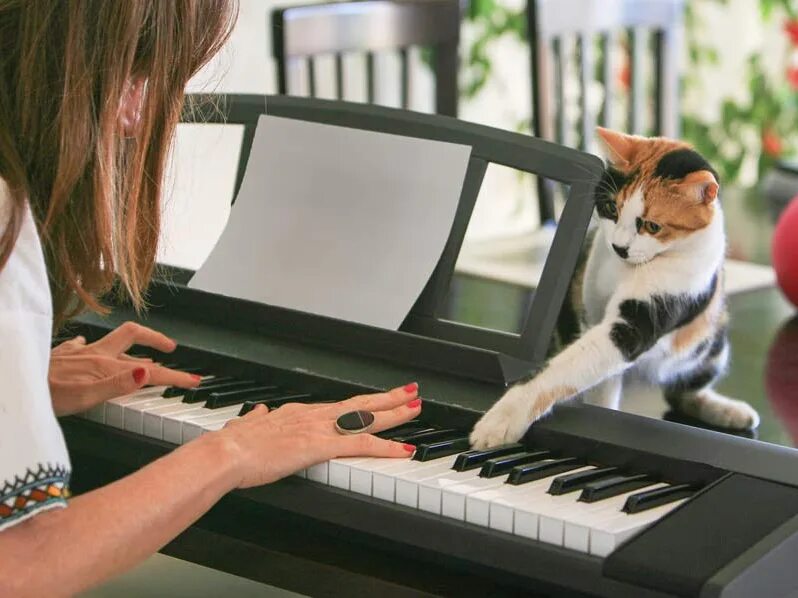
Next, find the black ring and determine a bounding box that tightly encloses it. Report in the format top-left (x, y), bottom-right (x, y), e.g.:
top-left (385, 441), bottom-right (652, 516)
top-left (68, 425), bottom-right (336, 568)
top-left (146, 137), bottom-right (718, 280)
top-left (335, 410), bottom-right (376, 435)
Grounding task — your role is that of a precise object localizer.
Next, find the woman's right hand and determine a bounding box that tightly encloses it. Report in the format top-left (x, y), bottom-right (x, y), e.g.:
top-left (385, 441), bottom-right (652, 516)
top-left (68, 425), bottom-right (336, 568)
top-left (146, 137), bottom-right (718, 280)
top-left (214, 383), bottom-right (423, 489)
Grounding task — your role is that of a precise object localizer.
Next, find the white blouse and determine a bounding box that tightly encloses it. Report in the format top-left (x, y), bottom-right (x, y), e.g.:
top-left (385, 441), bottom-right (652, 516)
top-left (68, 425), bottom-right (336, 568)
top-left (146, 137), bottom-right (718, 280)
top-left (0, 178), bottom-right (70, 531)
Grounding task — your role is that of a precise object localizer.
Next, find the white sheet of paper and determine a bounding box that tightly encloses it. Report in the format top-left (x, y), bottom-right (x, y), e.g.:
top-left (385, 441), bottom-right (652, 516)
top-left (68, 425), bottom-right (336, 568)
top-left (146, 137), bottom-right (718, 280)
top-left (189, 115), bottom-right (472, 330)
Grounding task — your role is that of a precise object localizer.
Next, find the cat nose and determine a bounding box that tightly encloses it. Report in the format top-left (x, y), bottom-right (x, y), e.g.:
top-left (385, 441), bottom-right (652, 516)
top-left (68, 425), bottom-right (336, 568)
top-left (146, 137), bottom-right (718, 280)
top-left (612, 244), bottom-right (629, 259)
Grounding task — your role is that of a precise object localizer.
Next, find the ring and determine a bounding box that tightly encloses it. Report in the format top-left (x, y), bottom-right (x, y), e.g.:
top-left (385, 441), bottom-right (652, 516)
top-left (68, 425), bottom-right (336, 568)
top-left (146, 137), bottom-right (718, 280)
top-left (335, 410), bottom-right (376, 435)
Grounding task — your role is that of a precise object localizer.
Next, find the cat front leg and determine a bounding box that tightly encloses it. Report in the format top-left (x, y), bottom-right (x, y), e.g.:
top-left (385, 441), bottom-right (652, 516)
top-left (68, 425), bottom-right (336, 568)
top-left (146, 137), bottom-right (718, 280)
top-left (583, 374), bottom-right (623, 410)
top-left (470, 322), bottom-right (631, 448)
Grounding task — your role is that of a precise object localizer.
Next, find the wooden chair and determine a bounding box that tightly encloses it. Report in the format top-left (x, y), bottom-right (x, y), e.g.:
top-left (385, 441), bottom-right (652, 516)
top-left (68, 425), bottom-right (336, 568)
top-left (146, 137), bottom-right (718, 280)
top-left (528, 0), bottom-right (685, 221)
top-left (271, 0), bottom-right (460, 116)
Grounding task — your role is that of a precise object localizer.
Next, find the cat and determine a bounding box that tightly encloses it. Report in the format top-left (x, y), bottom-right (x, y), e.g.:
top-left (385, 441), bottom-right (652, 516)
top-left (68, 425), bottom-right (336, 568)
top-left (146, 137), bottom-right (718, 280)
top-left (470, 127), bottom-right (760, 450)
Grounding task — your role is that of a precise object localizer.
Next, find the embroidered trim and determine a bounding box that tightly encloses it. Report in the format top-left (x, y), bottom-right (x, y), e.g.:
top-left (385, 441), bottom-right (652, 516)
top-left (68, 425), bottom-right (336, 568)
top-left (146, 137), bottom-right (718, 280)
top-left (0, 463), bottom-right (71, 527)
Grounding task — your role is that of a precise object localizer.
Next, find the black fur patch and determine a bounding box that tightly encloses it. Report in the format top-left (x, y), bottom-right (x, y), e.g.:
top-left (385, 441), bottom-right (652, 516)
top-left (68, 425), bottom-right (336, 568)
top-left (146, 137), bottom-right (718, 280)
top-left (664, 366), bottom-right (720, 400)
top-left (654, 149), bottom-right (719, 182)
top-left (596, 167), bottom-right (633, 202)
top-left (706, 326), bottom-right (728, 360)
top-left (610, 274), bottom-right (718, 361)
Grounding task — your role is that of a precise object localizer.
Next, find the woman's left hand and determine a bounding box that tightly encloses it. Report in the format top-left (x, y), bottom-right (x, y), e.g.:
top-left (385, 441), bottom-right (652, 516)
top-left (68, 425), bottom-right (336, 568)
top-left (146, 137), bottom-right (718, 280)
top-left (49, 322), bottom-right (201, 416)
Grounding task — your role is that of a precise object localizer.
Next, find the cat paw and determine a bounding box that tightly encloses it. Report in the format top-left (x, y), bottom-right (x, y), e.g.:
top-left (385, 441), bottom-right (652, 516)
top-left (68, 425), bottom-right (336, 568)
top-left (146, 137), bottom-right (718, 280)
top-left (684, 394), bottom-right (760, 431)
top-left (470, 386), bottom-right (549, 449)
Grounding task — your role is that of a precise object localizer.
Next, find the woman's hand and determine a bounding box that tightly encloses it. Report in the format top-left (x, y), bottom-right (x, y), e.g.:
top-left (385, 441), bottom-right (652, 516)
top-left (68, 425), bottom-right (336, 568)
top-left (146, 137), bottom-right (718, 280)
top-left (49, 322), bottom-right (201, 416)
top-left (214, 383), bottom-right (423, 488)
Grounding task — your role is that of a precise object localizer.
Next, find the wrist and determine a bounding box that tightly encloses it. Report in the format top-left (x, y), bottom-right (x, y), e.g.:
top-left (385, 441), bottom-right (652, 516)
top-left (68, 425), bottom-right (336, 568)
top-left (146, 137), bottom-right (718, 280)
top-left (185, 430), bottom-right (243, 493)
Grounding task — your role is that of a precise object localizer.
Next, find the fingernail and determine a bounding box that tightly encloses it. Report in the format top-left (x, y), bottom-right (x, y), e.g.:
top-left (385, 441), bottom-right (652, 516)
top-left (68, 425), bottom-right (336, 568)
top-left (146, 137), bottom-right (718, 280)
top-left (403, 382), bottom-right (418, 393)
top-left (406, 398), bottom-right (422, 409)
top-left (190, 374), bottom-right (202, 382)
top-left (403, 444), bottom-right (416, 453)
top-left (133, 367), bottom-right (147, 385)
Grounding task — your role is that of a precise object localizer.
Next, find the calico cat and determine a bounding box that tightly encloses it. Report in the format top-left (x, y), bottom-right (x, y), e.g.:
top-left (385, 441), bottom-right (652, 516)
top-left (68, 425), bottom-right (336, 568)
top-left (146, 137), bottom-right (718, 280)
top-left (470, 127), bottom-right (759, 450)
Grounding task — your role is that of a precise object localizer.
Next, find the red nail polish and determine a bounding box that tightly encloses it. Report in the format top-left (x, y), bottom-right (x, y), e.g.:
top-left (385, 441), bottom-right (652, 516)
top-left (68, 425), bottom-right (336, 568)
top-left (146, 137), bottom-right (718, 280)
top-left (133, 367), bottom-right (147, 385)
top-left (403, 382), bottom-right (418, 393)
top-left (406, 398), bottom-right (422, 409)
top-left (403, 444), bottom-right (416, 453)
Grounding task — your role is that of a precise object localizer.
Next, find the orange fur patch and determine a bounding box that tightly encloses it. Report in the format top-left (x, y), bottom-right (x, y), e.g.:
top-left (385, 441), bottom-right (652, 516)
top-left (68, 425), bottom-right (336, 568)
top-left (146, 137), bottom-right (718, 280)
top-left (532, 385), bottom-right (578, 418)
top-left (671, 271), bottom-right (727, 354)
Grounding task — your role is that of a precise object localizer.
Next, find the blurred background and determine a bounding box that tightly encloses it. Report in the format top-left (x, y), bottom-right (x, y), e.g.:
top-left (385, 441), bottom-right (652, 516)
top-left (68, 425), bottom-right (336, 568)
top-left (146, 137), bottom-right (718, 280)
top-left (164, 0), bottom-right (798, 269)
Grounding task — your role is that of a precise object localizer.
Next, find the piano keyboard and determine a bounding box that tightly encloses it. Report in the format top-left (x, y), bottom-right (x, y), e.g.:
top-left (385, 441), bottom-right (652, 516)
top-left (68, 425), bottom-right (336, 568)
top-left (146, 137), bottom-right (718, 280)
top-left (80, 364), bottom-right (696, 558)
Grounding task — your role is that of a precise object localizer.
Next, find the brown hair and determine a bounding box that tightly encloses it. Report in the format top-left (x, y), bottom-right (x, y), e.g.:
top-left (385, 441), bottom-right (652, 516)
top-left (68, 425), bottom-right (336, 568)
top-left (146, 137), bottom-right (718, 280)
top-left (0, 0), bottom-right (236, 328)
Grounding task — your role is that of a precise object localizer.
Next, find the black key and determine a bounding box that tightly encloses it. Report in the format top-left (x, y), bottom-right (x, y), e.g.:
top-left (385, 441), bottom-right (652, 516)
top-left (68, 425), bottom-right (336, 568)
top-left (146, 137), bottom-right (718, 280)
top-left (579, 473), bottom-right (653, 503)
top-left (413, 437), bottom-right (471, 462)
top-left (548, 466), bottom-right (620, 495)
top-left (479, 450), bottom-right (551, 478)
top-left (182, 380), bottom-right (255, 403)
top-left (393, 428), bottom-right (461, 445)
top-left (205, 386), bottom-right (280, 409)
top-left (507, 457), bottom-right (582, 485)
top-left (453, 443), bottom-right (525, 472)
top-left (162, 376), bottom-right (235, 398)
top-left (376, 422), bottom-right (435, 440)
top-left (623, 483), bottom-right (696, 513)
top-left (238, 393), bottom-right (314, 415)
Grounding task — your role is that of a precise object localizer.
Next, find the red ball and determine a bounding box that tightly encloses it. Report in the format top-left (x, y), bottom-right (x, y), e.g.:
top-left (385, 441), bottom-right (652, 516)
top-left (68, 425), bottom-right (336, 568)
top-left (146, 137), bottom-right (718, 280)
top-left (773, 196), bottom-right (798, 308)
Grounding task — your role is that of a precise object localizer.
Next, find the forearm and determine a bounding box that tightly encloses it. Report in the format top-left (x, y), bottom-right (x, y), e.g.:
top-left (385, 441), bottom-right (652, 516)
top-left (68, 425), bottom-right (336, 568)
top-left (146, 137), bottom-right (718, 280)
top-left (0, 432), bottom-right (238, 598)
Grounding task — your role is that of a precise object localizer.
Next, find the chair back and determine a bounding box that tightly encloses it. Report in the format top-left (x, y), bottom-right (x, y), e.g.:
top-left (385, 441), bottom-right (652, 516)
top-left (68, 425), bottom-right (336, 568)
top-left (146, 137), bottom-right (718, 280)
top-left (529, 0), bottom-right (684, 220)
top-left (272, 0), bottom-right (460, 116)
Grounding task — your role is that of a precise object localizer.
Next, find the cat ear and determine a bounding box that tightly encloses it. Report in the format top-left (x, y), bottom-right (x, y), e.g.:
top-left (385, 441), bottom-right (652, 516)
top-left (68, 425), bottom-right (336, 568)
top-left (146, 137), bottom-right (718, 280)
top-left (677, 170), bottom-right (719, 204)
top-left (596, 127), bottom-right (639, 167)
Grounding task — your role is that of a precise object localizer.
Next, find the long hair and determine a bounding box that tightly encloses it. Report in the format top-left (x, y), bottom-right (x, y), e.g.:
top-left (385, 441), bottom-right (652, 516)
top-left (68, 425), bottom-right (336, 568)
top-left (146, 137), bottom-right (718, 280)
top-left (0, 0), bottom-right (237, 328)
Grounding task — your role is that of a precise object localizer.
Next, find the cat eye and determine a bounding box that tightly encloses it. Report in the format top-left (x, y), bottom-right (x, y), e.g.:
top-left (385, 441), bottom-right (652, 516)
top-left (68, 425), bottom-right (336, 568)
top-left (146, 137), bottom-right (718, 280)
top-left (599, 201), bottom-right (618, 220)
top-left (644, 221), bottom-right (662, 234)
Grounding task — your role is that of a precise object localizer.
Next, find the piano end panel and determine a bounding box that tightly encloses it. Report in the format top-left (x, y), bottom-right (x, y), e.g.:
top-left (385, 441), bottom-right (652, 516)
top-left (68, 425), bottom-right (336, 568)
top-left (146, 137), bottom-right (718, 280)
top-left (603, 474), bottom-right (798, 598)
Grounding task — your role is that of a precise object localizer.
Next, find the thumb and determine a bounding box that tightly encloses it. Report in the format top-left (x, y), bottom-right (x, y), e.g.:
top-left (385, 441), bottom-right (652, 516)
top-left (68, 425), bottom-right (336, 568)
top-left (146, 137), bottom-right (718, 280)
top-left (88, 366), bottom-right (149, 401)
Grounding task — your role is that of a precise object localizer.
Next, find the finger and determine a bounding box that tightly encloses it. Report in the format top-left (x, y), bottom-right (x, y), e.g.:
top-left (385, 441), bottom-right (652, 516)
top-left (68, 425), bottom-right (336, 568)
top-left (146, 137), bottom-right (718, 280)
top-left (145, 365), bottom-right (202, 389)
top-left (76, 366), bottom-right (150, 403)
top-left (326, 383), bottom-right (419, 417)
top-left (333, 433), bottom-right (416, 459)
top-left (365, 398), bottom-right (422, 434)
top-left (118, 354), bottom-right (154, 363)
top-left (52, 336), bottom-right (87, 355)
top-left (90, 321), bottom-right (177, 355)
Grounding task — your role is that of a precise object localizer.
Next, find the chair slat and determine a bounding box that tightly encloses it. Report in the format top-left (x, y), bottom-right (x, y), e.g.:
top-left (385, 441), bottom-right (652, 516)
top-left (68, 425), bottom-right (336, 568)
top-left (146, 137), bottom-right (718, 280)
top-left (601, 31), bottom-right (616, 129)
top-left (579, 33), bottom-right (595, 151)
top-left (553, 37), bottom-right (566, 146)
top-left (366, 52), bottom-right (376, 104)
top-left (335, 53), bottom-right (344, 100)
top-left (629, 27), bottom-right (646, 135)
top-left (308, 56), bottom-right (317, 97)
top-left (400, 47), bottom-right (410, 109)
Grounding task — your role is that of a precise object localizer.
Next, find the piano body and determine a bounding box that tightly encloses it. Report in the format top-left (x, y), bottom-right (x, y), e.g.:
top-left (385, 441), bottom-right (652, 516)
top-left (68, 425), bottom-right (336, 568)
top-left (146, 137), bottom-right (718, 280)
top-left (62, 97), bottom-right (798, 597)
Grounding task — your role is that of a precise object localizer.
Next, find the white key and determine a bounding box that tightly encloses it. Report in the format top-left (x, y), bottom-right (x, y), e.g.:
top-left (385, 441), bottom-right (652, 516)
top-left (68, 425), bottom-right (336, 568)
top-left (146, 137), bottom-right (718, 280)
top-left (85, 403), bottom-right (106, 423)
top-left (441, 475), bottom-right (511, 521)
top-left (349, 457), bottom-right (416, 495)
top-left (589, 499), bottom-right (687, 557)
top-left (327, 457), bottom-right (374, 490)
top-left (182, 411), bottom-right (239, 443)
top-left (393, 456), bottom-right (462, 508)
top-left (416, 469), bottom-right (482, 515)
top-left (560, 483), bottom-right (668, 552)
top-left (124, 396), bottom-right (184, 433)
top-left (536, 483), bottom-right (666, 548)
top-left (163, 405), bottom-right (240, 444)
top-left (105, 387), bottom-right (167, 428)
top-left (143, 402), bottom-right (203, 439)
top-left (371, 458), bottom-right (442, 502)
top-left (475, 467), bottom-right (596, 535)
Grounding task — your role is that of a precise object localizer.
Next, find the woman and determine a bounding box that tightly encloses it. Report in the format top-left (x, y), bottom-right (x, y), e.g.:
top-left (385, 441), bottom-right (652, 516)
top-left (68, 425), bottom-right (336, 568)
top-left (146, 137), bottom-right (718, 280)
top-left (0, 2), bottom-right (420, 595)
